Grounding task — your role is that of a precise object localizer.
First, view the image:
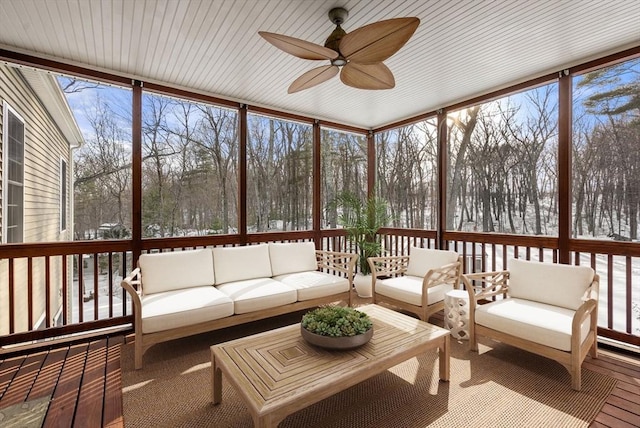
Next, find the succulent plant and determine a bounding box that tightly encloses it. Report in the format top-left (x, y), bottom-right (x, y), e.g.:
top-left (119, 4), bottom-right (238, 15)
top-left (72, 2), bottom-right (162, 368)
top-left (301, 306), bottom-right (372, 337)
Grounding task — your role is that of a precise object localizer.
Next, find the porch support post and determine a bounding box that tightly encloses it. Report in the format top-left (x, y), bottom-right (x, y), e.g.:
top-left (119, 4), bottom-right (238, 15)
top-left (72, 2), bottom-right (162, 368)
top-left (239, 104), bottom-right (248, 244)
top-left (132, 81), bottom-right (142, 262)
top-left (367, 130), bottom-right (375, 198)
top-left (437, 109), bottom-right (448, 250)
top-left (313, 120), bottom-right (321, 248)
top-left (558, 70), bottom-right (572, 264)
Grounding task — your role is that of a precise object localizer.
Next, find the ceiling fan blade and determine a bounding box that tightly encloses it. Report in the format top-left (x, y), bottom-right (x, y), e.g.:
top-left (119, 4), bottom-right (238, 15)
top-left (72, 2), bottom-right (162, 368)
top-left (340, 62), bottom-right (395, 90)
top-left (259, 31), bottom-right (339, 60)
top-left (339, 17), bottom-right (420, 64)
top-left (289, 65), bottom-right (339, 93)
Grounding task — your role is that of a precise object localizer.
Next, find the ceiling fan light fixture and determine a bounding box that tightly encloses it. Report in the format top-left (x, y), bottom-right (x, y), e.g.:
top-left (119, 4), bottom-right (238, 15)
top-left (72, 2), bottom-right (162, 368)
top-left (331, 57), bottom-right (347, 67)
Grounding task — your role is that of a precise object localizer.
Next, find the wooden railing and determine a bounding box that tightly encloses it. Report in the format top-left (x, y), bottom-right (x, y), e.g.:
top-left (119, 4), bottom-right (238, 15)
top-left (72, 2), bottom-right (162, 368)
top-left (2, 229), bottom-right (638, 350)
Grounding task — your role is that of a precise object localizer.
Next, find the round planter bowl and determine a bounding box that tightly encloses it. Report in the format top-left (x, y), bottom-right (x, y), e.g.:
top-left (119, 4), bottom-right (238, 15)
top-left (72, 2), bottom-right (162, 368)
top-left (300, 325), bottom-right (373, 350)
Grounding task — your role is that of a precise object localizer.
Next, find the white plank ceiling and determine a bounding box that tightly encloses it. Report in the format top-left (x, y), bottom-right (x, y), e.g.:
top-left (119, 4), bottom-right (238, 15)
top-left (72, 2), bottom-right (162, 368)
top-left (0, 0), bottom-right (639, 129)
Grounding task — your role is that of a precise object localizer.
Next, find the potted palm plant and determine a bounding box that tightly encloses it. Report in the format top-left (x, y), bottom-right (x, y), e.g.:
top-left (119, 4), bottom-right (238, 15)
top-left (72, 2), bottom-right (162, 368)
top-left (332, 191), bottom-right (390, 297)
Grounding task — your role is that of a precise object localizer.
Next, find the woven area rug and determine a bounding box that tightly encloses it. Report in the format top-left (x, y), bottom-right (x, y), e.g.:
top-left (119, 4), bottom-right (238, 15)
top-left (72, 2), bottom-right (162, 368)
top-left (121, 313), bottom-right (616, 428)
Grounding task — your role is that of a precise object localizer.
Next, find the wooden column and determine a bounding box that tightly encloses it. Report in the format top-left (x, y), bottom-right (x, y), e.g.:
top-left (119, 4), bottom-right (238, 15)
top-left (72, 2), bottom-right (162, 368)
top-left (313, 120), bottom-right (322, 248)
top-left (131, 81), bottom-right (142, 262)
top-left (558, 70), bottom-right (572, 264)
top-left (239, 105), bottom-right (248, 244)
top-left (367, 130), bottom-right (375, 198)
top-left (437, 109), bottom-right (448, 250)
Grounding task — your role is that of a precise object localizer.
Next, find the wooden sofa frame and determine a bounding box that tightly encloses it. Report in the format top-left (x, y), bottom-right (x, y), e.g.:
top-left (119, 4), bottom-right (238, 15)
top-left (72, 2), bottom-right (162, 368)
top-left (121, 249), bottom-right (357, 369)
top-left (462, 270), bottom-right (599, 391)
top-left (368, 255), bottom-right (463, 322)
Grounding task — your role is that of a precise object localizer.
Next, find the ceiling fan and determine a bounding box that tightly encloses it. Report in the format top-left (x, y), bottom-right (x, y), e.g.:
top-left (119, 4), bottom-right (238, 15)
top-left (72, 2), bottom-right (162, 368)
top-left (259, 8), bottom-right (420, 93)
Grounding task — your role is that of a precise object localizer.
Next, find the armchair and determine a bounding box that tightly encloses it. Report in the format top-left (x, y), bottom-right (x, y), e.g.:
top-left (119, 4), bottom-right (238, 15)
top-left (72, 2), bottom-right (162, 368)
top-left (462, 258), bottom-right (599, 391)
top-left (368, 247), bottom-right (462, 321)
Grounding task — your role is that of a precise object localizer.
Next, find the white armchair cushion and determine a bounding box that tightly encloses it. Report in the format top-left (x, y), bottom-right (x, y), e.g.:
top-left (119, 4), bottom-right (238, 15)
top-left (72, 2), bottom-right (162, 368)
top-left (274, 271), bottom-right (349, 301)
top-left (140, 286), bottom-right (233, 334)
top-left (475, 298), bottom-right (591, 352)
top-left (213, 244), bottom-right (273, 285)
top-left (216, 278), bottom-right (297, 314)
top-left (376, 275), bottom-right (453, 307)
top-left (139, 249), bottom-right (215, 295)
top-left (508, 259), bottom-right (594, 310)
top-left (406, 247), bottom-right (459, 278)
top-left (269, 242), bottom-right (318, 276)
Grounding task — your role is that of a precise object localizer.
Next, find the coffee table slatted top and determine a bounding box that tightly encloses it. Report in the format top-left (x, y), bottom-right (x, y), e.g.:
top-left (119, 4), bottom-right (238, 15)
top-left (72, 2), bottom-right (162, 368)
top-left (211, 304), bottom-right (450, 427)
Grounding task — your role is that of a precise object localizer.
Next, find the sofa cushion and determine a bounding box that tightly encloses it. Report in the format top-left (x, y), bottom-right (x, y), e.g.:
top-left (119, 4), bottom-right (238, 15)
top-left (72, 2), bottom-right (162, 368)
top-left (269, 242), bottom-right (318, 276)
top-left (475, 298), bottom-right (592, 352)
top-left (375, 275), bottom-right (453, 307)
top-left (273, 271), bottom-right (349, 301)
top-left (139, 249), bottom-right (215, 295)
top-left (140, 286), bottom-right (233, 334)
top-left (508, 259), bottom-right (594, 310)
top-left (213, 244), bottom-right (272, 285)
top-left (406, 247), bottom-right (459, 278)
top-left (216, 278), bottom-right (297, 314)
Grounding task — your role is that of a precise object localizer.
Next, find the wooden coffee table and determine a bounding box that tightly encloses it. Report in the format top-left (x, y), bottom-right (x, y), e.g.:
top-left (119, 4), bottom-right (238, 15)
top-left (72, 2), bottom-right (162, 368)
top-left (211, 304), bottom-right (450, 427)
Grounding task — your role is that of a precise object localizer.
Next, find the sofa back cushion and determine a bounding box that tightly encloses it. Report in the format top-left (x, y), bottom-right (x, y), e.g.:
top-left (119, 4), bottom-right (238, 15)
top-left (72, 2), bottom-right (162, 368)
top-left (406, 247), bottom-right (459, 278)
top-left (213, 244), bottom-right (273, 285)
top-left (508, 258), bottom-right (595, 310)
top-left (269, 242), bottom-right (318, 276)
top-left (139, 249), bottom-right (215, 295)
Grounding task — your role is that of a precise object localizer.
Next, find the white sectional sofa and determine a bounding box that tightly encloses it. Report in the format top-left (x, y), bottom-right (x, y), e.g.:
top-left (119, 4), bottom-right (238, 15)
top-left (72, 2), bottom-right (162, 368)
top-left (121, 242), bottom-right (356, 369)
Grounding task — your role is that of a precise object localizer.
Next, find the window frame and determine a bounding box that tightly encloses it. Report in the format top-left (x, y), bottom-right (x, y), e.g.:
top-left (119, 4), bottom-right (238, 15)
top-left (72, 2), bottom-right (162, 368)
top-left (60, 157), bottom-right (67, 232)
top-left (2, 101), bottom-right (26, 244)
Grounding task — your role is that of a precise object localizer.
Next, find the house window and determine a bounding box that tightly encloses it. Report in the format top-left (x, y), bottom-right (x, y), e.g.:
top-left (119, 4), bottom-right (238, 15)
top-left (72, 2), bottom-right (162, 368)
top-left (2, 103), bottom-right (25, 243)
top-left (60, 158), bottom-right (67, 232)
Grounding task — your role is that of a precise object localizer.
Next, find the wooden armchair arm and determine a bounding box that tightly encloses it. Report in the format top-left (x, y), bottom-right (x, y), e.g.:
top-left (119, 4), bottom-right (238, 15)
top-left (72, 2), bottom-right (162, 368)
top-left (571, 273), bottom-right (600, 351)
top-left (572, 298), bottom-right (598, 336)
top-left (422, 259), bottom-right (462, 290)
top-left (420, 259), bottom-right (463, 311)
top-left (120, 267), bottom-right (143, 315)
top-left (315, 250), bottom-right (358, 280)
top-left (571, 298), bottom-right (598, 357)
top-left (367, 255), bottom-right (410, 278)
top-left (462, 270), bottom-right (510, 302)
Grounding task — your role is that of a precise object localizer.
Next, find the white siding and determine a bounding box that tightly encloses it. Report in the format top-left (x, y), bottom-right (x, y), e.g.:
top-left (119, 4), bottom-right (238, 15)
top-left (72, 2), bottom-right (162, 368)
top-left (0, 64), bottom-right (73, 334)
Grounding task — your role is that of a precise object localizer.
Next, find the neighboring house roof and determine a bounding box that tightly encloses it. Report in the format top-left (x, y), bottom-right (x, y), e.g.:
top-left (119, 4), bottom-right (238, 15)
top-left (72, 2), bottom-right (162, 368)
top-left (19, 68), bottom-right (84, 149)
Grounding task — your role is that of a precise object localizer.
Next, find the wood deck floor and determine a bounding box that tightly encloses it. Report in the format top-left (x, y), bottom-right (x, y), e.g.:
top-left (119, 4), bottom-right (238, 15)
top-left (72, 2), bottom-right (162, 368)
top-left (0, 336), bottom-right (124, 428)
top-left (0, 329), bottom-right (638, 427)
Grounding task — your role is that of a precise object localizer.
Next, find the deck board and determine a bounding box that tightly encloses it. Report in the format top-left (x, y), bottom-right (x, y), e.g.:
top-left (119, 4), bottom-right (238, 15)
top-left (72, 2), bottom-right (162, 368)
top-left (0, 350), bottom-right (47, 407)
top-left (43, 342), bottom-right (89, 428)
top-left (103, 336), bottom-right (124, 428)
top-left (74, 339), bottom-right (108, 427)
top-left (0, 355), bottom-right (24, 398)
top-left (27, 347), bottom-right (68, 401)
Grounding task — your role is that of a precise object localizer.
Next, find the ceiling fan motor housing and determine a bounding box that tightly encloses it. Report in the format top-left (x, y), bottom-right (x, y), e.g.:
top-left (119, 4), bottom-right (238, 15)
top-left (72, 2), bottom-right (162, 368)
top-left (328, 7), bottom-right (349, 25)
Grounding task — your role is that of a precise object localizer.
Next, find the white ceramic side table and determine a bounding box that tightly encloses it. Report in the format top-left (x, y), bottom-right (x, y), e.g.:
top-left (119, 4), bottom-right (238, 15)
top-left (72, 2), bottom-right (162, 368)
top-left (444, 289), bottom-right (470, 340)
